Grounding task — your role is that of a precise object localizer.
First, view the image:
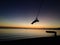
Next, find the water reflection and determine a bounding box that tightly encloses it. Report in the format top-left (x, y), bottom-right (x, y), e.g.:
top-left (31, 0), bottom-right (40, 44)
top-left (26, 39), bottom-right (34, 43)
top-left (0, 29), bottom-right (60, 41)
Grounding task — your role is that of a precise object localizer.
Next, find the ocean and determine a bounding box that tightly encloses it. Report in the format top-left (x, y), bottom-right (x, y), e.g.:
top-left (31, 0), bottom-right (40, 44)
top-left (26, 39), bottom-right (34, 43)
top-left (0, 29), bottom-right (60, 41)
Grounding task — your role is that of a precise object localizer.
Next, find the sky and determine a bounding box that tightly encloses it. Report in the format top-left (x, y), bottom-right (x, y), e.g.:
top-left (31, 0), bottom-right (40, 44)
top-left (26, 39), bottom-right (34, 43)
top-left (0, 0), bottom-right (60, 28)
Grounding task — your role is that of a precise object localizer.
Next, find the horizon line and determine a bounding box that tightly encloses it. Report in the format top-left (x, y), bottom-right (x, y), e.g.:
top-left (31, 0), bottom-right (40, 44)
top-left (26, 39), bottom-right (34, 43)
top-left (0, 26), bottom-right (60, 30)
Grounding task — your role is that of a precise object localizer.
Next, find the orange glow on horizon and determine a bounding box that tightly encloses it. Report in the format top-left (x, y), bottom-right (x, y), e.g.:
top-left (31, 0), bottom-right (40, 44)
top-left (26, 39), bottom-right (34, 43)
top-left (0, 21), bottom-right (60, 28)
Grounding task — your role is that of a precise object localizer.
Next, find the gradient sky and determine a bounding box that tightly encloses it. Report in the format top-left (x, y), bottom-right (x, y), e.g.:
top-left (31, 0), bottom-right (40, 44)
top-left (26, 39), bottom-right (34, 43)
top-left (0, 0), bottom-right (60, 28)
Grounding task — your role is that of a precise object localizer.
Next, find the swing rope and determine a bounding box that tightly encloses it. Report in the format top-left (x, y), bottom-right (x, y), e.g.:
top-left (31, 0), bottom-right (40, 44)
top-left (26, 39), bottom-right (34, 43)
top-left (36, 0), bottom-right (44, 18)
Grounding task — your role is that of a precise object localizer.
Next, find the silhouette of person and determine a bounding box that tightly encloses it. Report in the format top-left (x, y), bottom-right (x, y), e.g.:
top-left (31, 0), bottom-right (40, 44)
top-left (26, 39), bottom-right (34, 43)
top-left (31, 18), bottom-right (39, 24)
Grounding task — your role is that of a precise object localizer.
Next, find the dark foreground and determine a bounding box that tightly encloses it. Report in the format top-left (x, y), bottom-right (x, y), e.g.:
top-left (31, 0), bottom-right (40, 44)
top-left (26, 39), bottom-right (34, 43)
top-left (0, 36), bottom-right (60, 45)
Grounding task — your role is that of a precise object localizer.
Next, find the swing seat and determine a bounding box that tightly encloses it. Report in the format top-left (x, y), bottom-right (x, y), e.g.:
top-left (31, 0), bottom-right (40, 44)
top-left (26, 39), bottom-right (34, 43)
top-left (31, 18), bottom-right (39, 24)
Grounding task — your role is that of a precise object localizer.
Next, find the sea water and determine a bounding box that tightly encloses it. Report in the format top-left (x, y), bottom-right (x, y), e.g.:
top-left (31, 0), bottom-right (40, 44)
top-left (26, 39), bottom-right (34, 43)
top-left (0, 29), bottom-right (60, 41)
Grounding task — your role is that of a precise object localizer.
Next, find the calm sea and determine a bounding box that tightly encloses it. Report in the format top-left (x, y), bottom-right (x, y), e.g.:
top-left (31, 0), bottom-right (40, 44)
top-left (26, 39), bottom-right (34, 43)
top-left (0, 29), bottom-right (60, 41)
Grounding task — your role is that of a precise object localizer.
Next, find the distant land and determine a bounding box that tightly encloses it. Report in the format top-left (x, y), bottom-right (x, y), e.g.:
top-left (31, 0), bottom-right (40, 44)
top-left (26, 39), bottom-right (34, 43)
top-left (0, 26), bottom-right (60, 30)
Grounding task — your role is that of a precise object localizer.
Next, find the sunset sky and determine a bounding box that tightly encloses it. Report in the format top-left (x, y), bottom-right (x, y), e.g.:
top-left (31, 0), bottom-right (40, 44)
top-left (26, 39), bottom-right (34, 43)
top-left (0, 0), bottom-right (60, 28)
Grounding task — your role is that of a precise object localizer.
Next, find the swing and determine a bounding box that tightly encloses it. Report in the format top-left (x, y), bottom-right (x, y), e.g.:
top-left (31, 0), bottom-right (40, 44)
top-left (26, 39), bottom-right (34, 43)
top-left (31, 17), bottom-right (39, 24)
top-left (31, 0), bottom-right (44, 24)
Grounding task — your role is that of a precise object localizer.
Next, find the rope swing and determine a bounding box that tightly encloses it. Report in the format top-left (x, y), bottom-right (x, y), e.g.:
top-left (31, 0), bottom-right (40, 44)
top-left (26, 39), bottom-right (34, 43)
top-left (31, 0), bottom-right (44, 24)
